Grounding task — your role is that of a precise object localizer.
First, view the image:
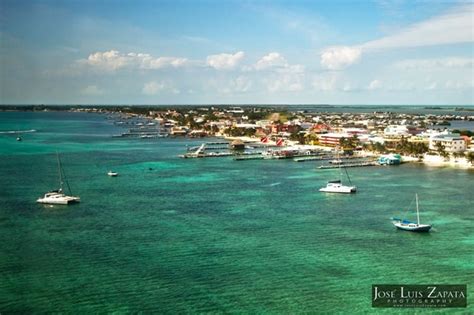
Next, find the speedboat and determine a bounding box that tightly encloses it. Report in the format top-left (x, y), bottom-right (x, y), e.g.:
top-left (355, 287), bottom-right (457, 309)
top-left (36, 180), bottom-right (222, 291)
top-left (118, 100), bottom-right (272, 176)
top-left (319, 180), bottom-right (357, 194)
top-left (107, 171), bottom-right (119, 176)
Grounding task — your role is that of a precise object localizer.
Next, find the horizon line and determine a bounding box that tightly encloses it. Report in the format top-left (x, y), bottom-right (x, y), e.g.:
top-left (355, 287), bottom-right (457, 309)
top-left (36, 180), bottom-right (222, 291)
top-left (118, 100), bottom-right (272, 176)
top-left (1, 104), bottom-right (473, 107)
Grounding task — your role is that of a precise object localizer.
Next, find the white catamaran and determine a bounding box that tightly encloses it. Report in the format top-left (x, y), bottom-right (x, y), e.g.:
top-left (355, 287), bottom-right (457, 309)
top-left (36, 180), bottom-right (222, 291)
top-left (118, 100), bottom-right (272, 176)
top-left (37, 153), bottom-right (80, 205)
top-left (319, 149), bottom-right (357, 194)
top-left (392, 194), bottom-right (431, 232)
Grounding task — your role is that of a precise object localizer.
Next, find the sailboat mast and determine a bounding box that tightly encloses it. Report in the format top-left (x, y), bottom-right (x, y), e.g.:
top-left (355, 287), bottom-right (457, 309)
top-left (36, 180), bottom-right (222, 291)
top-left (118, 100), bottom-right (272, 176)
top-left (337, 147), bottom-right (342, 181)
top-left (416, 193), bottom-right (420, 225)
top-left (57, 152), bottom-right (63, 191)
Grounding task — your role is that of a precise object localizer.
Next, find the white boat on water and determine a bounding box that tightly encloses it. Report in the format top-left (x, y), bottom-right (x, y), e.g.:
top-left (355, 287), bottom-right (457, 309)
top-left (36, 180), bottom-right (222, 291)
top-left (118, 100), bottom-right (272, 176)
top-left (392, 194), bottom-right (432, 232)
top-left (37, 153), bottom-right (80, 205)
top-left (107, 171), bottom-right (118, 176)
top-left (319, 179), bottom-right (356, 193)
top-left (37, 191), bottom-right (80, 205)
top-left (319, 148), bottom-right (357, 194)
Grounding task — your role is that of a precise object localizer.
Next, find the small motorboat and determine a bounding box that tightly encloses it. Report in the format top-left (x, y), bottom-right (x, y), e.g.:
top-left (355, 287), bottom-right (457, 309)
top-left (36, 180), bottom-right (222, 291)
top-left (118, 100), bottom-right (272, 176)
top-left (107, 171), bottom-right (119, 177)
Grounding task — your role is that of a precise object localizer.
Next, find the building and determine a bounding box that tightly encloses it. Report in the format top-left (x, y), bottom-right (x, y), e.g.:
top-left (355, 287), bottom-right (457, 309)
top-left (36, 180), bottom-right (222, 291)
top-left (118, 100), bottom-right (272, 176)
top-left (318, 133), bottom-right (351, 146)
top-left (429, 133), bottom-right (466, 153)
top-left (383, 125), bottom-right (419, 137)
top-left (342, 127), bottom-right (368, 136)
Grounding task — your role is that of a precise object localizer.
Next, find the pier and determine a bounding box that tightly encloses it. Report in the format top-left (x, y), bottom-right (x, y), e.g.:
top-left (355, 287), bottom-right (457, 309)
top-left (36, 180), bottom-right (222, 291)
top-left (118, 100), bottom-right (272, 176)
top-left (234, 155), bottom-right (264, 161)
top-left (317, 161), bottom-right (378, 169)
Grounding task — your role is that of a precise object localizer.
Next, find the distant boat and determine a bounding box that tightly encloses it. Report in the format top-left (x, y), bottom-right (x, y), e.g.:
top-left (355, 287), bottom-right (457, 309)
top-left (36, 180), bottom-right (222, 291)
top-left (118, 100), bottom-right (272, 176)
top-left (107, 171), bottom-right (118, 177)
top-left (16, 136), bottom-right (22, 141)
top-left (37, 153), bottom-right (80, 205)
top-left (392, 194), bottom-right (431, 232)
top-left (319, 148), bottom-right (356, 194)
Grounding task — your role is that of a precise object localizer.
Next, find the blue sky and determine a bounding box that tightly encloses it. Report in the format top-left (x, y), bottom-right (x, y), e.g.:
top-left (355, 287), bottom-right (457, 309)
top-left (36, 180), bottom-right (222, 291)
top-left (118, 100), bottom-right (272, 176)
top-left (0, 0), bottom-right (473, 105)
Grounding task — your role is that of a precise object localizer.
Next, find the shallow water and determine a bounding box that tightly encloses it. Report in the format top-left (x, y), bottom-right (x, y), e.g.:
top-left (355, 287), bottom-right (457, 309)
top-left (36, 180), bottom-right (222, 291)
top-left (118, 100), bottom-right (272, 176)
top-left (0, 111), bottom-right (473, 313)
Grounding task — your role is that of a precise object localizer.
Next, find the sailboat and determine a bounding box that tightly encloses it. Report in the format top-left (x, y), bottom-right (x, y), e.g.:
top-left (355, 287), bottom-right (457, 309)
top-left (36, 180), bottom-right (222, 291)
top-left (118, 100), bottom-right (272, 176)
top-left (392, 194), bottom-right (431, 232)
top-left (37, 153), bottom-right (80, 205)
top-left (319, 148), bottom-right (357, 194)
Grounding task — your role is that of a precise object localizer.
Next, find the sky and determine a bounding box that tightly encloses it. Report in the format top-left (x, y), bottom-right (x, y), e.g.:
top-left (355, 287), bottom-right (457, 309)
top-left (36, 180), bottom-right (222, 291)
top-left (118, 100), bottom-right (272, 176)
top-left (0, 0), bottom-right (473, 105)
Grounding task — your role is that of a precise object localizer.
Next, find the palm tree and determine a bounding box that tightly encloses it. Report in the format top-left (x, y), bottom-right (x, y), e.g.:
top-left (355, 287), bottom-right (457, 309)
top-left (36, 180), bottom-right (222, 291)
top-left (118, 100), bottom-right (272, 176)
top-left (466, 152), bottom-right (474, 164)
top-left (435, 142), bottom-right (447, 157)
top-left (339, 137), bottom-right (348, 149)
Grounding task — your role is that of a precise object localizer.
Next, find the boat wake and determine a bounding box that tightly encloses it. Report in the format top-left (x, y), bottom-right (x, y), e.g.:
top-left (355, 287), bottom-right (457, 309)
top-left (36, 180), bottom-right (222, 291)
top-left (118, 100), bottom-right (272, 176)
top-left (0, 129), bottom-right (37, 134)
top-left (269, 182), bottom-right (281, 187)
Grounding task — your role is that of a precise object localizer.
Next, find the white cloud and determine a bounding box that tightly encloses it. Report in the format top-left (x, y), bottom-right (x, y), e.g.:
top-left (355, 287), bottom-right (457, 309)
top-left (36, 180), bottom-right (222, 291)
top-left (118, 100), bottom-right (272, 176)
top-left (81, 85), bottom-right (103, 95)
top-left (213, 76), bottom-right (252, 95)
top-left (206, 51), bottom-right (245, 70)
top-left (80, 50), bottom-right (188, 71)
top-left (312, 73), bottom-right (358, 92)
top-left (312, 74), bottom-right (338, 91)
top-left (85, 50), bottom-right (128, 71)
top-left (266, 74), bottom-right (303, 93)
top-left (368, 79), bottom-right (382, 90)
top-left (395, 57), bottom-right (474, 69)
top-left (142, 81), bottom-right (180, 95)
top-left (320, 46), bottom-right (362, 70)
top-left (362, 4), bottom-right (474, 51)
top-left (255, 52), bottom-right (288, 70)
top-left (232, 76), bottom-right (252, 92)
top-left (320, 4), bottom-right (474, 69)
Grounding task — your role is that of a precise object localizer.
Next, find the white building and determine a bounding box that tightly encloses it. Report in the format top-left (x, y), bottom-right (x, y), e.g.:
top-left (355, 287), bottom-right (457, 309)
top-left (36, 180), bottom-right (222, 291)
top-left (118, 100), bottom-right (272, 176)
top-left (383, 125), bottom-right (410, 137)
top-left (429, 133), bottom-right (466, 153)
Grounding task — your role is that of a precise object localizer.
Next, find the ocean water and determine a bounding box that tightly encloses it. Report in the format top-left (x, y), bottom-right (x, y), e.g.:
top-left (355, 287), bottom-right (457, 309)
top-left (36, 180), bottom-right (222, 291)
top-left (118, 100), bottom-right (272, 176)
top-left (0, 111), bottom-right (473, 313)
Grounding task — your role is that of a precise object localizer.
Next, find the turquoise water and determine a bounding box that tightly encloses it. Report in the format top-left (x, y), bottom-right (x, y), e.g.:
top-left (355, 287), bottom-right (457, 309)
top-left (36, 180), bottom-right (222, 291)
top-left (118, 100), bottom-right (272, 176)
top-left (0, 111), bottom-right (473, 313)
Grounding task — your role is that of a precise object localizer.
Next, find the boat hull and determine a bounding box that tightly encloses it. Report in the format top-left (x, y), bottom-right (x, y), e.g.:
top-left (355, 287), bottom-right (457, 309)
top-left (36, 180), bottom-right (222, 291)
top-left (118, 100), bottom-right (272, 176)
top-left (319, 185), bottom-right (357, 194)
top-left (393, 222), bottom-right (431, 232)
top-left (37, 195), bottom-right (80, 205)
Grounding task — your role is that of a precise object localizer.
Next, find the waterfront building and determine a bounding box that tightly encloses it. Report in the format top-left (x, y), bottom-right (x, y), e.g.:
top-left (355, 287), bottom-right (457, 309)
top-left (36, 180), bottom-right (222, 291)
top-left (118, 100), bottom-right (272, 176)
top-left (429, 133), bottom-right (466, 153)
top-left (318, 133), bottom-right (351, 146)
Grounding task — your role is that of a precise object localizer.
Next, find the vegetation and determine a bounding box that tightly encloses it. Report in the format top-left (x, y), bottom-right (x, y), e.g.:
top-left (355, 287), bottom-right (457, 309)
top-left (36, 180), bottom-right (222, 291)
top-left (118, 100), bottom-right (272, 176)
top-left (224, 127), bottom-right (256, 137)
top-left (339, 135), bottom-right (360, 150)
top-left (466, 151), bottom-right (474, 164)
top-left (362, 142), bottom-right (387, 153)
top-left (289, 130), bottom-right (306, 144)
top-left (395, 137), bottom-right (429, 156)
top-left (452, 129), bottom-right (473, 137)
top-left (435, 142), bottom-right (449, 159)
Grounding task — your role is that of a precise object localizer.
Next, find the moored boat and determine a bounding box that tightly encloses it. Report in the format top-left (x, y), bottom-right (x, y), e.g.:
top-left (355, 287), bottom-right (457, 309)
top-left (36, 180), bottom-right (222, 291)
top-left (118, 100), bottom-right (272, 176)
top-left (392, 194), bottom-right (431, 232)
top-left (319, 180), bottom-right (356, 193)
top-left (319, 148), bottom-right (357, 194)
top-left (37, 153), bottom-right (80, 205)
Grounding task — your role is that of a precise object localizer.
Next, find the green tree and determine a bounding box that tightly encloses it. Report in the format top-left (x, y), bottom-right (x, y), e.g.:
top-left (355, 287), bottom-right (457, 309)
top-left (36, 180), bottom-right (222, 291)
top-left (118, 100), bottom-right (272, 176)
top-left (373, 142), bottom-right (386, 153)
top-left (435, 142), bottom-right (448, 158)
top-left (339, 137), bottom-right (348, 149)
top-left (465, 151), bottom-right (474, 164)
